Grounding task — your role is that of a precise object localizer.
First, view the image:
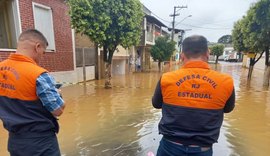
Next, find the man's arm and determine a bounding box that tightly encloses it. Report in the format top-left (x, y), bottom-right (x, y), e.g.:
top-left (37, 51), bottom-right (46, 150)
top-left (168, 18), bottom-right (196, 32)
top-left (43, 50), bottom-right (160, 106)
top-left (152, 79), bottom-right (163, 109)
top-left (224, 88), bottom-right (235, 113)
top-left (36, 73), bottom-right (65, 117)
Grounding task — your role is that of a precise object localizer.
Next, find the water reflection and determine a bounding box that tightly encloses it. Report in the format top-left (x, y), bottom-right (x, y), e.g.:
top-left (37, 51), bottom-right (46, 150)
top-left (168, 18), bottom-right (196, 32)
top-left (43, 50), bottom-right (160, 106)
top-left (0, 62), bottom-right (269, 156)
top-left (57, 72), bottom-right (162, 156)
top-left (214, 62), bottom-right (270, 156)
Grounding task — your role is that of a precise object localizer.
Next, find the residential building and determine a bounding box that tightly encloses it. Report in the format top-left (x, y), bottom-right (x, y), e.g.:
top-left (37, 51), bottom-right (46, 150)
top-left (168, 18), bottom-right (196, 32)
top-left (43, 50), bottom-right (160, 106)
top-left (111, 46), bottom-right (130, 75)
top-left (0, 0), bottom-right (96, 84)
top-left (133, 5), bottom-right (168, 72)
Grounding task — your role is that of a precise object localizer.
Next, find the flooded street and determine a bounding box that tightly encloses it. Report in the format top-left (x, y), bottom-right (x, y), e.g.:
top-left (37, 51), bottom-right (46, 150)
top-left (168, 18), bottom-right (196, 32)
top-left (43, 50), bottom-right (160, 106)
top-left (1, 62), bottom-right (270, 156)
top-left (57, 72), bottom-right (162, 156)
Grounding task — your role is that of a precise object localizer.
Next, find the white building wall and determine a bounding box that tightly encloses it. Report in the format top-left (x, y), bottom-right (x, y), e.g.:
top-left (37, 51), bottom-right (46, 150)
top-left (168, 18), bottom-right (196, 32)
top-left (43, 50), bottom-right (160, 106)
top-left (50, 66), bottom-right (95, 84)
top-left (97, 45), bottom-right (129, 76)
top-left (112, 46), bottom-right (129, 75)
top-left (243, 55), bottom-right (265, 71)
top-left (254, 56), bottom-right (265, 70)
top-left (114, 46), bottom-right (129, 57)
top-left (112, 60), bottom-right (126, 75)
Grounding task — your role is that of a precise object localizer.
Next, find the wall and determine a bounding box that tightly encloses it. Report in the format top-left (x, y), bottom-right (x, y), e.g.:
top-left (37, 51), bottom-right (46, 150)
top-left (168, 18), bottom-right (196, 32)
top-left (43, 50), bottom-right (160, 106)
top-left (74, 33), bottom-right (96, 81)
top-left (114, 46), bottom-right (129, 57)
top-left (75, 33), bottom-right (95, 48)
top-left (255, 56), bottom-right (265, 70)
top-left (111, 46), bottom-right (129, 75)
top-left (243, 54), bottom-right (265, 71)
top-left (50, 66), bottom-right (95, 84)
top-left (18, 0), bottom-right (74, 72)
top-left (0, 0), bottom-right (96, 84)
top-left (112, 59), bottom-right (126, 75)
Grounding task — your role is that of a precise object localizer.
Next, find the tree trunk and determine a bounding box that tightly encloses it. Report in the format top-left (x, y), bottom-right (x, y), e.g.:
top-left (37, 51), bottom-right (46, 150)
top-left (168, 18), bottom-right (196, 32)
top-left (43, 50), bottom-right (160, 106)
top-left (248, 65), bottom-right (254, 80)
top-left (265, 47), bottom-right (269, 66)
top-left (263, 66), bottom-right (270, 87)
top-left (263, 47), bottom-right (270, 86)
top-left (248, 58), bottom-right (255, 80)
top-left (246, 52), bottom-right (265, 82)
top-left (103, 46), bottom-right (116, 89)
top-left (158, 61), bottom-right (161, 72)
top-left (105, 62), bottom-right (112, 89)
top-left (215, 56), bottom-right (219, 64)
top-left (95, 44), bottom-right (99, 80)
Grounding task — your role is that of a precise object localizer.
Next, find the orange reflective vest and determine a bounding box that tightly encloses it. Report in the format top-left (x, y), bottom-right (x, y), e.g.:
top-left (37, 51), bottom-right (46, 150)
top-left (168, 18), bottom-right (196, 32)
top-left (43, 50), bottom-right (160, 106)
top-left (161, 61), bottom-right (233, 109)
top-left (0, 54), bottom-right (47, 100)
top-left (159, 61), bottom-right (234, 146)
top-left (0, 54), bottom-right (59, 137)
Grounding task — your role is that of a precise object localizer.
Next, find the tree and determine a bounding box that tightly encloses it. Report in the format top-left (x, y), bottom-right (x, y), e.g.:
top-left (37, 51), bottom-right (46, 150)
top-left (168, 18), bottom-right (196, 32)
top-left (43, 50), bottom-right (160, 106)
top-left (232, 5), bottom-right (264, 80)
top-left (242, 3), bottom-right (267, 81)
top-left (150, 36), bottom-right (176, 72)
top-left (68, 0), bottom-right (144, 88)
top-left (218, 35), bottom-right (232, 45)
top-left (210, 44), bottom-right (224, 64)
top-left (232, 20), bottom-right (248, 53)
top-left (251, 0), bottom-right (270, 86)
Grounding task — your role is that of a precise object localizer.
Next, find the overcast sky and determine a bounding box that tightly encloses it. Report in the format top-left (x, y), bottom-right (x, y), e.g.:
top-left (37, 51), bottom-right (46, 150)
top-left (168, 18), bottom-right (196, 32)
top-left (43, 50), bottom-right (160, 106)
top-left (140, 0), bottom-right (258, 42)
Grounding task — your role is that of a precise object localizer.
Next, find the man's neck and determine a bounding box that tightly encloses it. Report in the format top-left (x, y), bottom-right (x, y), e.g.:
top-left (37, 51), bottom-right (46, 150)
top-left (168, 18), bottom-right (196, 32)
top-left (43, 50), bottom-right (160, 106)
top-left (183, 58), bottom-right (208, 65)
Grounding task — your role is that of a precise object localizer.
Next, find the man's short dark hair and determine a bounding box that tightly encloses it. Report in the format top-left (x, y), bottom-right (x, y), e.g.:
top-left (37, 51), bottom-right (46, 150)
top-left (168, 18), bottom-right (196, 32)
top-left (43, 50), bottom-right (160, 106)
top-left (182, 35), bottom-right (208, 58)
top-left (18, 29), bottom-right (48, 46)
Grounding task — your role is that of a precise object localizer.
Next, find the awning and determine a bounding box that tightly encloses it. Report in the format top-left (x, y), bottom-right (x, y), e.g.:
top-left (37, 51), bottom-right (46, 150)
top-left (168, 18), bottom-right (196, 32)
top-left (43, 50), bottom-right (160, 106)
top-left (145, 15), bottom-right (167, 28)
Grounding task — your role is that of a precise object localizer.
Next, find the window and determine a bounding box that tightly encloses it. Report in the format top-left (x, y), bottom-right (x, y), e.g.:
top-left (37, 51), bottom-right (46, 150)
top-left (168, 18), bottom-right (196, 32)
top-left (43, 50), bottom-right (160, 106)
top-left (33, 3), bottom-right (55, 51)
top-left (0, 0), bottom-right (20, 49)
top-left (146, 23), bottom-right (151, 32)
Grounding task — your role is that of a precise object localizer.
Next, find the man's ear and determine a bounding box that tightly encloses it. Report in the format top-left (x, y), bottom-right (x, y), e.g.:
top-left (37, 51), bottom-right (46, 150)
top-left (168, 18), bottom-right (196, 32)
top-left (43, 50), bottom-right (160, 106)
top-left (35, 43), bottom-right (41, 53)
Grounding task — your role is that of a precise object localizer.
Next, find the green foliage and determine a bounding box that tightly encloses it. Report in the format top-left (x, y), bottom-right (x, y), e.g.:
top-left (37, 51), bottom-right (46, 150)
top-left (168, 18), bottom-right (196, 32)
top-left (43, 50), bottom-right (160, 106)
top-left (210, 44), bottom-right (224, 57)
top-left (150, 36), bottom-right (176, 62)
top-left (249, 0), bottom-right (270, 51)
top-left (242, 4), bottom-right (262, 52)
top-left (232, 0), bottom-right (270, 53)
top-left (232, 20), bottom-right (248, 53)
top-left (232, 0), bottom-right (270, 80)
top-left (68, 0), bottom-right (144, 63)
top-left (218, 35), bottom-right (232, 44)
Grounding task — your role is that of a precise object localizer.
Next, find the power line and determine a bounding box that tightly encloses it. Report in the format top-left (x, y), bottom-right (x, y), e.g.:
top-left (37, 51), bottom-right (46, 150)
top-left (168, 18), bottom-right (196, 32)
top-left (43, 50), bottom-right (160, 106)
top-left (187, 18), bottom-right (237, 27)
top-left (147, 8), bottom-right (234, 30)
top-left (177, 23), bottom-right (231, 30)
top-left (175, 15), bottom-right (192, 27)
top-left (150, 12), bottom-right (171, 23)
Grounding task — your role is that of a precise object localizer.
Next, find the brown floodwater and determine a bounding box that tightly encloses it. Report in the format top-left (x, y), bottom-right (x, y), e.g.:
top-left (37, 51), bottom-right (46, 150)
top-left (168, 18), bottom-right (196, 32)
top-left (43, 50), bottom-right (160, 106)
top-left (0, 62), bottom-right (270, 156)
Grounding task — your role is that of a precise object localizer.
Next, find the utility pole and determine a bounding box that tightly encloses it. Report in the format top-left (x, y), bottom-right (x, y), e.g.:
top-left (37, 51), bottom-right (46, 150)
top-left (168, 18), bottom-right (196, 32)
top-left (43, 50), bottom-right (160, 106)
top-left (170, 6), bottom-right (187, 41)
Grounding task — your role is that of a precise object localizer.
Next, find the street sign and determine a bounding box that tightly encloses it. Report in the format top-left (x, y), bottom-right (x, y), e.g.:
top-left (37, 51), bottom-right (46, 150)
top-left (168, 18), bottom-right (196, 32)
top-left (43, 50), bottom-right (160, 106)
top-left (247, 52), bottom-right (256, 58)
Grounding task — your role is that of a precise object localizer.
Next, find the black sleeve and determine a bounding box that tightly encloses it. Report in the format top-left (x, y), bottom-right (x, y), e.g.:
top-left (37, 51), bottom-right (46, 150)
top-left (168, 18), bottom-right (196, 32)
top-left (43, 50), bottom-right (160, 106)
top-left (152, 79), bottom-right (163, 109)
top-left (223, 88), bottom-right (235, 113)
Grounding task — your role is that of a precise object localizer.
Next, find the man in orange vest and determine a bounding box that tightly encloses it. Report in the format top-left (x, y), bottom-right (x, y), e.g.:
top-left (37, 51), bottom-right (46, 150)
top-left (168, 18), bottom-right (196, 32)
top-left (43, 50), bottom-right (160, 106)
top-left (152, 35), bottom-right (235, 156)
top-left (0, 29), bottom-right (65, 156)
